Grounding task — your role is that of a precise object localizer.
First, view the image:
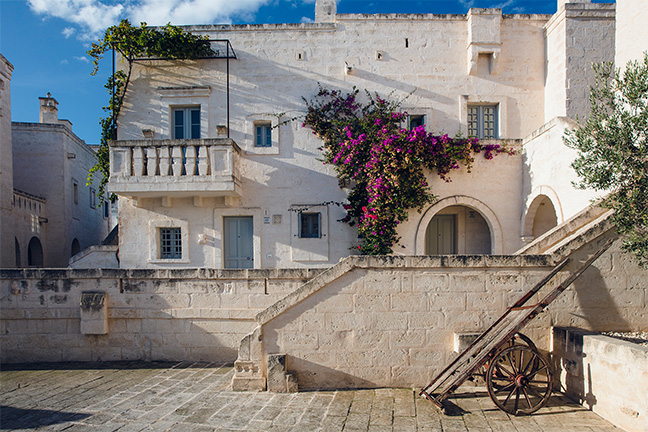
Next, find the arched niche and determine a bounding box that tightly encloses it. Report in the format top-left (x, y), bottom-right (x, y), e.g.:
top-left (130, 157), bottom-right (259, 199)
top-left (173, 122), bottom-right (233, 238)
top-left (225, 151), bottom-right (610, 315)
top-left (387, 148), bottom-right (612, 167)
top-left (71, 238), bottom-right (81, 258)
top-left (522, 186), bottom-right (563, 241)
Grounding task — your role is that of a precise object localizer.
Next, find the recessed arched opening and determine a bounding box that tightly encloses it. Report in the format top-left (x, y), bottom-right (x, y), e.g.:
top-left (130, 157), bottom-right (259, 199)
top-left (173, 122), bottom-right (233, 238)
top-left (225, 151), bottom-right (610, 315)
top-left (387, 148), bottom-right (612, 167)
top-left (532, 195), bottom-right (558, 238)
top-left (521, 186), bottom-right (563, 244)
top-left (28, 237), bottom-right (43, 267)
top-left (415, 195), bottom-right (502, 254)
top-left (424, 205), bottom-right (491, 254)
top-left (15, 238), bottom-right (21, 267)
top-left (71, 238), bottom-right (81, 258)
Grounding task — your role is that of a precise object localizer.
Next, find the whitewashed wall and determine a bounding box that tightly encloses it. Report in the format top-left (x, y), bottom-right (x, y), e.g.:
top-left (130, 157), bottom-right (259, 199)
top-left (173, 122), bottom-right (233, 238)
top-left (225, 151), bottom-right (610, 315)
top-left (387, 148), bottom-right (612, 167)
top-left (115, 11), bottom-right (553, 268)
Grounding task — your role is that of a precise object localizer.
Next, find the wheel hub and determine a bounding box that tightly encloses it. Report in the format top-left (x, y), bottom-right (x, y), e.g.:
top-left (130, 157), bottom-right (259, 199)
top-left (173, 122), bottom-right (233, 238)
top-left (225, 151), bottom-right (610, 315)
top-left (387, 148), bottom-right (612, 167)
top-left (514, 374), bottom-right (529, 388)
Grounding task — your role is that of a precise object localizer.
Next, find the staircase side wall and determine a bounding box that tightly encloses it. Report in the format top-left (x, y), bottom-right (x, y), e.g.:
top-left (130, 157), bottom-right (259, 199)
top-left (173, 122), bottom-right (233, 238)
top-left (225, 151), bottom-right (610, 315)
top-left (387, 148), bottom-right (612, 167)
top-left (259, 230), bottom-right (647, 389)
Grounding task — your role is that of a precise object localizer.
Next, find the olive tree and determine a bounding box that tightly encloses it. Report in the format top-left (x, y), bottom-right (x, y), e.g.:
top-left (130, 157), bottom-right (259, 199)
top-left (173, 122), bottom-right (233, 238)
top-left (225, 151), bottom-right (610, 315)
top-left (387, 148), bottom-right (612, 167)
top-left (565, 53), bottom-right (648, 267)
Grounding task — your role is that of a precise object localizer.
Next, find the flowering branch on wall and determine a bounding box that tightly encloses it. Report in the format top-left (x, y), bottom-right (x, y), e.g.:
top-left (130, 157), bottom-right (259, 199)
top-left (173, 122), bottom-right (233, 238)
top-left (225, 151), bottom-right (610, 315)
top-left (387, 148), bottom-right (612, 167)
top-left (302, 85), bottom-right (512, 255)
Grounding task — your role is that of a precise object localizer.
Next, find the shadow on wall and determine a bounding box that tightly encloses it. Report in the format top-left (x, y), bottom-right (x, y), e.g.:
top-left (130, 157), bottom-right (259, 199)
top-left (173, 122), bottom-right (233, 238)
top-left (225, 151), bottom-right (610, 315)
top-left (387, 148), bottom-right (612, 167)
top-left (569, 235), bottom-right (630, 332)
top-left (288, 356), bottom-right (376, 390)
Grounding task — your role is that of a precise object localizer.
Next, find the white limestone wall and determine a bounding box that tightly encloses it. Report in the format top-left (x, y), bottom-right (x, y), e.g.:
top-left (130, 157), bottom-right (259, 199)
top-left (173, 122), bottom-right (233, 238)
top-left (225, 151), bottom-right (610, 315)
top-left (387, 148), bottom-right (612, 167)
top-left (544, 2), bottom-right (616, 122)
top-left (0, 268), bottom-right (317, 363)
top-left (0, 54), bottom-right (14, 268)
top-left (12, 123), bottom-right (109, 267)
top-left (249, 230), bottom-right (647, 390)
top-left (615, 0), bottom-right (648, 68)
top-left (553, 327), bottom-right (648, 432)
top-left (116, 12), bottom-right (551, 268)
top-left (521, 117), bottom-right (603, 242)
top-left (398, 141), bottom-right (524, 255)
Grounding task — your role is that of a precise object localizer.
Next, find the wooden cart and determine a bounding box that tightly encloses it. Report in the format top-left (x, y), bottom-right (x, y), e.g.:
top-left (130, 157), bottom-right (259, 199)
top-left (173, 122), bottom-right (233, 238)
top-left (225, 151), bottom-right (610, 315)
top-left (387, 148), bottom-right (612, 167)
top-left (419, 239), bottom-right (614, 416)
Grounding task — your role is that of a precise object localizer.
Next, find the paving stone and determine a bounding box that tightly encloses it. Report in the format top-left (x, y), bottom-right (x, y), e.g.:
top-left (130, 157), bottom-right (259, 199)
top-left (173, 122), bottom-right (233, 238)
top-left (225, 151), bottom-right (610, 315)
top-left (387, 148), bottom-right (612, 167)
top-left (0, 362), bottom-right (622, 432)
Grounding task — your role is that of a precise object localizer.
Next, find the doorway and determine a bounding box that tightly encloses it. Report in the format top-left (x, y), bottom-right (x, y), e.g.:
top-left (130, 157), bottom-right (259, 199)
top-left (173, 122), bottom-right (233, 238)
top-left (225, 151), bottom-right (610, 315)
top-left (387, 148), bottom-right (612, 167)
top-left (223, 216), bottom-right (254, 269)
top-left (426, 214), bottom-right (456, 254)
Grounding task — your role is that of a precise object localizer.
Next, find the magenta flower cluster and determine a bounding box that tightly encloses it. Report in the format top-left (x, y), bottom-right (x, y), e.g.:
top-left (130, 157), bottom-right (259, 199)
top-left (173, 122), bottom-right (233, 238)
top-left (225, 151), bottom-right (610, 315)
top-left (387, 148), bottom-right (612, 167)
top-left (303, 86), bottom-right (511, 255)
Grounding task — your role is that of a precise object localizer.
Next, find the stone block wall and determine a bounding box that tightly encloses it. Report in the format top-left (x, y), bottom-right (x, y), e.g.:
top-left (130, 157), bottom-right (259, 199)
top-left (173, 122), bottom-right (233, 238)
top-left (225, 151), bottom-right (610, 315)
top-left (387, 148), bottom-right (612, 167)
top-left (552, 327), bottom-right (648, 432)
top-left (235, 229), bottom-right (647, 390)
top-left (0, 268), bottom-right (319, 363)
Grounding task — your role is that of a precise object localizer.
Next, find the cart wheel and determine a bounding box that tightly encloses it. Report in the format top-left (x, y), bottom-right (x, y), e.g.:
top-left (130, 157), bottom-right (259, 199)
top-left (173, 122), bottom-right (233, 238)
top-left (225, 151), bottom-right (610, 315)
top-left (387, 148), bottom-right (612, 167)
top-left (486, 345), bottom-right (553, 416)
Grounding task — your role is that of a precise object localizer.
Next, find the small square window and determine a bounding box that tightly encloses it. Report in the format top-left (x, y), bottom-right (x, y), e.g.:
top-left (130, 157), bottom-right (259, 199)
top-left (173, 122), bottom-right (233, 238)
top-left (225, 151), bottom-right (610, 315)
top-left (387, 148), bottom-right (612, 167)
top-left (172, 107), bottom-right (200, 139)
top-left (160, 227), bottom-right (182, 259)
top-left (408, 115), bottom-right (425, 130)
top-left (255, 123), bottom-right (272, 147)
top-left (299, 212), bottom-right (320, 238)
top-left (468, 105), bottom-right (498, 139)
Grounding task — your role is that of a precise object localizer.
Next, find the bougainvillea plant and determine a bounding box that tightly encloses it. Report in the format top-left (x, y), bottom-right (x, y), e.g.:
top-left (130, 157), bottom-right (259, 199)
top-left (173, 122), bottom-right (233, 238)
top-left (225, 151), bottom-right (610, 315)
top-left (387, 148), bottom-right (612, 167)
top-left (303, 86), bottom-right (512, 255)
top-left (87, 20), bottom-right (214, 198)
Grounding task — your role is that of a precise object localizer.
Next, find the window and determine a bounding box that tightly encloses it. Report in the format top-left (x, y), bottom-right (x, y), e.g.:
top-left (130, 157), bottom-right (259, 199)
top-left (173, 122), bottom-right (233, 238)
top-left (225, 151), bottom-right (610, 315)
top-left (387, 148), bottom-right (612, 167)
top-left (408, 115), bottom-right (425, 130)
top-left (299, 212), bottom-right (321, 238)
top-left (73, 181), bottom-right (79, 204)
top-left (172, 107), bottom-right (200, 139)
top-left (160, 227), bottom-right (182, 259)
top-left (90, 188), bottom-right (96, 209)
top-left (255, 123), bottom-right (272, 147)
top-left (468, 105), bottom-right (498, 139)
top-left (103, 201), bottom-right (109, 219)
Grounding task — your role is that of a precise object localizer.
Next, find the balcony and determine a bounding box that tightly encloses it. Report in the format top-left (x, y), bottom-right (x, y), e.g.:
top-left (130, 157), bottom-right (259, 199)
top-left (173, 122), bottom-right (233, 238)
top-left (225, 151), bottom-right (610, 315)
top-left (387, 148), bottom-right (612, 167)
top-left (108, 138), bottom-right (242, 200)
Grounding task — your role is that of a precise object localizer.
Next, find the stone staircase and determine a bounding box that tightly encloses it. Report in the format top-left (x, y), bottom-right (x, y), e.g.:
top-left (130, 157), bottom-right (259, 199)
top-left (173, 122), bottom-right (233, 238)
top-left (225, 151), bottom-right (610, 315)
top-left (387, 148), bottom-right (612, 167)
top-left (515, 202), bottom-right (614, 258)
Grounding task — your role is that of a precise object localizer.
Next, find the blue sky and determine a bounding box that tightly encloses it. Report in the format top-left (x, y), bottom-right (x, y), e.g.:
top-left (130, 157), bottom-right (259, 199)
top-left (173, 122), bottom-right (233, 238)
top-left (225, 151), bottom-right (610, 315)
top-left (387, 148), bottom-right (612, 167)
top-left (0, 0), bottom-right (613, 144)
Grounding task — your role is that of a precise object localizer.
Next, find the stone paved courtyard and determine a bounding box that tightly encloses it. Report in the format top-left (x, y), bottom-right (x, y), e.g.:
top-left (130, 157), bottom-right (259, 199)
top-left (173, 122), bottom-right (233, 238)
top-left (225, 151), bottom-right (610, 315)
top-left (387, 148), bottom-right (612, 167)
top-left (0, 362), bottom-right (620, 431)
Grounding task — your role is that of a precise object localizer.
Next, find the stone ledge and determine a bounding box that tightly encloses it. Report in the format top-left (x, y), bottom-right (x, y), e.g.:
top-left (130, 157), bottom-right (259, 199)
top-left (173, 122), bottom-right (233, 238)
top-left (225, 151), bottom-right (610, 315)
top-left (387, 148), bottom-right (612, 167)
top-left (552, 327), bottom-right (647, 432)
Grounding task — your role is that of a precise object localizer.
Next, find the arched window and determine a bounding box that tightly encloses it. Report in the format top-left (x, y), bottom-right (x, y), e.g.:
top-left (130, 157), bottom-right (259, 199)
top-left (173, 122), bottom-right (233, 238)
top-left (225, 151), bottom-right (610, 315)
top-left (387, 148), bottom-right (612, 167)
top-left (28, 237), bottom-right (44, 267)
top-left (71, 238), bottom-right (81, 258)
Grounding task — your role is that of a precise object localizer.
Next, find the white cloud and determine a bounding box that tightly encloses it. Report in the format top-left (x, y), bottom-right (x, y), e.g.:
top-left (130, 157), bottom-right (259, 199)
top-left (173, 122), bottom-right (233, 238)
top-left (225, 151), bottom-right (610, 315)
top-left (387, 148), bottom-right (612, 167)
top-left (28, 0), bottom-right (311, 39)
top-left (60, 59), bottom-right (69, 64)
top-left (128, 0), bottom-right (270, 26)
top-left (300, 16), bottom-right (313, 23)
top-left (28, 0), bottom-right (124, 38)
top-left (74, 56), bottom-right (90, 62)
top-left (458, 0), bottom-right (475, 9)
top-left (492, 0), bottom-right (515, 9)
top-left (62, 26), bottom-right (76, 38)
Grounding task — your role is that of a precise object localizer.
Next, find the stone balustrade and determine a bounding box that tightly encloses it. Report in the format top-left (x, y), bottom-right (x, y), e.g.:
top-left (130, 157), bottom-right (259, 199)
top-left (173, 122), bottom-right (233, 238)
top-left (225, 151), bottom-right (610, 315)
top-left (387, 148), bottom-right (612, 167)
top-left (108, 138), bottom-right (242, 198)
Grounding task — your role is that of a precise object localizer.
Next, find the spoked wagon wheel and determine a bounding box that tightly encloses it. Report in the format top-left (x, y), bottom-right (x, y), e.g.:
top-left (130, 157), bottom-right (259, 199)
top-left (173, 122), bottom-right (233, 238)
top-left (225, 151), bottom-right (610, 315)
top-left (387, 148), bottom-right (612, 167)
top-left (486, 345), bottom-right (553, 416)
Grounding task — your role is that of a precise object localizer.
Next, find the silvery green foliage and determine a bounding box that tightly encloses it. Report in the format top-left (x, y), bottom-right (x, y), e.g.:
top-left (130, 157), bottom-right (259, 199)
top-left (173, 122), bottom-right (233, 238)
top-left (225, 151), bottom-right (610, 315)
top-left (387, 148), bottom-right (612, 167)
top-left (565, 53), bottom-right (648, 267)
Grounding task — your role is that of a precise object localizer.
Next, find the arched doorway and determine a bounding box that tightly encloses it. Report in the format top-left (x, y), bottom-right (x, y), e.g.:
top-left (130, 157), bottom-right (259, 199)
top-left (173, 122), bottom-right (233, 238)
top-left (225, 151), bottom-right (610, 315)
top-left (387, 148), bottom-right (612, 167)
top-left (424, 205), bottom-right (491, 255)
top-left (15, 238), bottom-right (21, 267)
top-left (71, 238), bottom-right (81, 258)
top-left (28, 237), bottom-right (44, 267)
top-left (415, 195), bottom-right (502, 254)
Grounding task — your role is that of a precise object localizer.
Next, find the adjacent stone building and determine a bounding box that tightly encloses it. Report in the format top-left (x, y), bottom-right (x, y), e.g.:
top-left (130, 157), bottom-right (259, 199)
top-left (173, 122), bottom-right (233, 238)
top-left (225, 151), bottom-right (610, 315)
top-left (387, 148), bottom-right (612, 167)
top-left (0, 75), bottom-right (113, 268)
top-left (0, 54), bottom-right (14, 268)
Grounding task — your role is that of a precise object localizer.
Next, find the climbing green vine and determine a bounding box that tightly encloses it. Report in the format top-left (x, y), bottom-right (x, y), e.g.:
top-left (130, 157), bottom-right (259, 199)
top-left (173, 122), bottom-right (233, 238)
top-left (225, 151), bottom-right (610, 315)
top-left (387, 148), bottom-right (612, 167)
top-left (87, 20), bottom-right (214, 198)
top-left (303, 86), bottom-right (512, 255)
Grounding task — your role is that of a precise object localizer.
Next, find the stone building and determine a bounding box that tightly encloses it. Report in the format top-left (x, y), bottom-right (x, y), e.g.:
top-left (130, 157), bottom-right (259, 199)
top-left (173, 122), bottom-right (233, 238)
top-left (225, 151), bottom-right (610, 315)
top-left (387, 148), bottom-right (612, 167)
top-left (0, 78), bottom-right (112, 268)
top-left (108, 0), bottom-right (630, 270)
top-left (0, 54), bottom-right (14, 268)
